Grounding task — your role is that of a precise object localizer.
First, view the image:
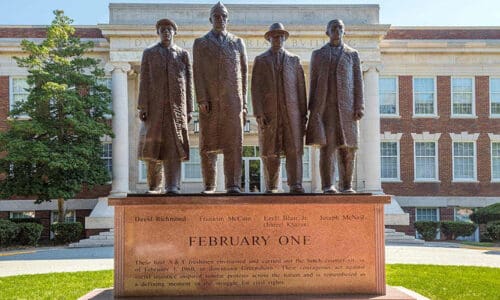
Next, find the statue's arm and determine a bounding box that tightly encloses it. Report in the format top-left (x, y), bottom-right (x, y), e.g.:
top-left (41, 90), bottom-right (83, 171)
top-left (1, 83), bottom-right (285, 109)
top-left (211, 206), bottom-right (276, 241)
top-left (250, 57), bottom-right (263, 118)
top-left (184, 50), bottom-right (194, 120)
top-left (138, 50), bottom-right (150, 121)
top-left (353, 51), bottom-right (364, 120)
top-left (239, 38), bottom-right (248, 114)
top-left (296, 57), bottom-right (308, 128)
top-left (192, 39), bottom-right (208, 106)
top-left (307, 51), bottom-right (319, 113)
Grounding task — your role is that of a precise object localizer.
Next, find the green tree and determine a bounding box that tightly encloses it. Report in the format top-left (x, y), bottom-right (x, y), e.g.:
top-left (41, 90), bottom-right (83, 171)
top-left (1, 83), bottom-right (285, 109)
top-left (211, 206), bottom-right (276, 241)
top-left (0, 10), bottom-right (112, 222)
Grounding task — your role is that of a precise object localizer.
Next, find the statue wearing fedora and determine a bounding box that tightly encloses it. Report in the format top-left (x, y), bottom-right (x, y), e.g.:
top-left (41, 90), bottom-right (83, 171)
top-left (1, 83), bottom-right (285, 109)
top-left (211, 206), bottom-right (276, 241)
top-left (193, 2), bottom-right (248, 194)
top-left (251, 23), bottom-right (307, 193)
top-left (137, 18), bottom-right (194, 194)
top-left (305, 19), bottom-right (364, 194)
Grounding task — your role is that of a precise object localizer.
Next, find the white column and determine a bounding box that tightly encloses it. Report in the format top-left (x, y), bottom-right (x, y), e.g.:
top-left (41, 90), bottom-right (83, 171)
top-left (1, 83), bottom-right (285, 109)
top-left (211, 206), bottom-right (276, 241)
top-left (358, 64), bottom-right (383, 194)
top-left (106, 62), bottom-right (131, 197)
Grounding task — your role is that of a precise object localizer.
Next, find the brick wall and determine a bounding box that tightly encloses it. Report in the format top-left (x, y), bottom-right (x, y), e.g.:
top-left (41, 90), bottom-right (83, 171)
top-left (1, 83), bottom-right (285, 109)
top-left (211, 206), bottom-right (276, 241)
top-left (382, 75), bottom-right (500, 196)
top-left (0, 76), bottom-right (8, 132)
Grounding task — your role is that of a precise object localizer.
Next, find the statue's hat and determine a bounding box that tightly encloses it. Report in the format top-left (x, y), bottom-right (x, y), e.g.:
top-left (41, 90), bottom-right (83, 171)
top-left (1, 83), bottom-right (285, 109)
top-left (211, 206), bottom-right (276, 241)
top-left (155, 18), bottom-right (178, 32)
top-left (210, 1), bottom-right (228, 15)
top-left (264, 23), bottom-right (289, 41)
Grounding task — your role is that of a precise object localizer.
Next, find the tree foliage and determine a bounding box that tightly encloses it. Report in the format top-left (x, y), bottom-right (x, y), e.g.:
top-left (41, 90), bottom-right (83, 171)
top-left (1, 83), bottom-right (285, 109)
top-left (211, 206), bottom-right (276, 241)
top-left (0, 10), bottom-right (112, 206)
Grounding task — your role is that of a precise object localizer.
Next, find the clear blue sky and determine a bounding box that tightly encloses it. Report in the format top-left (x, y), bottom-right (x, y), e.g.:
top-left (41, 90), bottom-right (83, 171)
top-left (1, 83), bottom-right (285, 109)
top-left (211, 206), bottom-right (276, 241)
top-left (1, 0), bottom-right (499, 26)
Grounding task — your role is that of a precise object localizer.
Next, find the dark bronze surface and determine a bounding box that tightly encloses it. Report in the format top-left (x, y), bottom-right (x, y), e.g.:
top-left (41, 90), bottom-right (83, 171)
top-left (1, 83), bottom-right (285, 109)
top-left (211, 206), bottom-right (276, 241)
top-left (252, 23), bottom-right (307, 193)
top-left (193, 2), bottom-right (248, 193)
top-left (305, 19), bottom-right (365, 194)
top-left (137, 19), bottom-right (194, 194)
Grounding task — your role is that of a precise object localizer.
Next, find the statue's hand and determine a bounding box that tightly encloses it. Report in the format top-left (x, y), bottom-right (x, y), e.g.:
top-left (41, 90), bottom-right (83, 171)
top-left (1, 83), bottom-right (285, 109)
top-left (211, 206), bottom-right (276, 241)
top-left (199, 103), bottom-right (210, 114)
top-left (139, 110), bottom-right (148, 121)
top-left (187, 112), bottom-right (193, 123)
top-left (353, 109), bottom-right (364, 121)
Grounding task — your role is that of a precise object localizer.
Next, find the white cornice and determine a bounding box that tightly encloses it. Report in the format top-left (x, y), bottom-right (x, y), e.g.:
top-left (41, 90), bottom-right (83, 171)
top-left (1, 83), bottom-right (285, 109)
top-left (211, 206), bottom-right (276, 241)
top-left (450, 132), bottom-right (479, 142)
top-left (488, 133), bottom-right (500, 141)
top-left (411, 132), bottom-right (441, 141)
top-left (380, 132), bottom-right (403, 141)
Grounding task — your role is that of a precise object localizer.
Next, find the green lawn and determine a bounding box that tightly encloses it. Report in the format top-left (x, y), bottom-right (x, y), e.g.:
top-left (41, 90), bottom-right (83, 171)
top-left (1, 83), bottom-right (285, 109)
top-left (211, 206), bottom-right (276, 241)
top-left (0, 265), bottom-right (498, 300)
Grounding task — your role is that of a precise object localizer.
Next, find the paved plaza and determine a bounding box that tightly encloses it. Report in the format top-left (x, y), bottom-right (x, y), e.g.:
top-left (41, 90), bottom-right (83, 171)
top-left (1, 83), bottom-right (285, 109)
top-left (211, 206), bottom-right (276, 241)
top-left (0, 243), bottom-right (498, 277)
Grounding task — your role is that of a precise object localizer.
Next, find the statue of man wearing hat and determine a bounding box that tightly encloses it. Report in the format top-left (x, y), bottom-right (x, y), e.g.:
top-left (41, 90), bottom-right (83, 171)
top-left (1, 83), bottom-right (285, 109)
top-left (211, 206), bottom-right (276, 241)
top-left (193, 2), bottom-right (248, 194)
top-left (251, 23), bottom-right (307, 193)
top-left (305, 19), bottom-right (364, 193)
top-left (137, 18), bottom-right (194, 194)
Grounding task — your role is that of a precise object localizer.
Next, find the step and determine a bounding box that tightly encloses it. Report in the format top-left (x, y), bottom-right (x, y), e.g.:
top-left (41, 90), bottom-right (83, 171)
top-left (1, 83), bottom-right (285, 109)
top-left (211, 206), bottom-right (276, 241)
top-left (68, 229), bottom-right (115, 248)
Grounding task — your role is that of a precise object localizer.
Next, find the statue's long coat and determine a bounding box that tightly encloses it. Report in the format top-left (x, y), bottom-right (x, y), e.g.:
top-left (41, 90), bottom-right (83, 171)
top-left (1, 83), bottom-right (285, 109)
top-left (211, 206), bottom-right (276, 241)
top-left (305, 44), bottom-right (364, 148)
top-left (193, 31), bottom-right (247, 152)
top-left (251, 49), bottom-right (307, 156)
top-left (137, 43), bottom-right (194, 161)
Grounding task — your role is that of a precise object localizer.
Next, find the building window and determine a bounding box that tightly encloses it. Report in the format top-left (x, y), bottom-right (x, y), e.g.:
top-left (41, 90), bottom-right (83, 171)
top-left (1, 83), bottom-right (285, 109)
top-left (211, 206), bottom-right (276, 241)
top-left (97, 77), bottom-right (112, 118)
top-left (451, 77), bottom-right (474, 117)
top-left (10, 211), bottom-right (35, 219)
top-left (416, 208), bottom-right (438, 222)
top-left (10, 77), bottom-right (29, 116)
top-left (414, 142), bottom-right (438, 181)
top-left (380, 141), bottom-right (399, 181)
top-left (490, 77), bottom-right (500, 116)
top-left (379, 77), bottom-right (398, 116)
top-left (101, 142), bottom-right (112, 177)
top-left (492, 142), bottom-right (500, 181)
top-left (413, 77), bottom-right (436, 116)
top-left (51, 210), bottom-right (76, 223)
top-left (453, 142), bottom-right (476, 181)
top-left (138, 160), bottom-right (147, 183)
top-left (281, 146), bottom-right (311, 180)
top-left (182, 148), bottom-right (202, 181)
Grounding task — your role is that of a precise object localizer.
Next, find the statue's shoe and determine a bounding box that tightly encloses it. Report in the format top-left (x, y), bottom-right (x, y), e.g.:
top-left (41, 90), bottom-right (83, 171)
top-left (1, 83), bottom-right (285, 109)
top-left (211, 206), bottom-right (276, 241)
top-left (289, 185), bottom-right (305, 194)
top-left (165, 187), bottom-right (180, 194)
top-left (323, 186), bottom-right (339, 194)
top-left (202, 187), bottom-right (216, 194)
top-left (341, 188), bottom-right (356, 194)
top-left (226, 187), bottom-right (242, 194)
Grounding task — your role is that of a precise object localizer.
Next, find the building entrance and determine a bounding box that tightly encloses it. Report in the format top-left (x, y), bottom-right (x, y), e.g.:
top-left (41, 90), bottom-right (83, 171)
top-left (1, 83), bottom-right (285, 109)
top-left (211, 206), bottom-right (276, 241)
top-left (241, 146), bottom-right (263, 193)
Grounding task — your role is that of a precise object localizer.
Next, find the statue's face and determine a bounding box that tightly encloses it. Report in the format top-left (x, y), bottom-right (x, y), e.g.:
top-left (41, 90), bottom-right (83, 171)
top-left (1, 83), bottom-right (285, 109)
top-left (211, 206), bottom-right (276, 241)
top-left (327, 24), bottom-right (344, 46)
top-left (158, 25), bottom-right (175, 44)
top-left (269, 33), bottom-right (285, 50)
top-left (210, 11), bottom-right (228, 32)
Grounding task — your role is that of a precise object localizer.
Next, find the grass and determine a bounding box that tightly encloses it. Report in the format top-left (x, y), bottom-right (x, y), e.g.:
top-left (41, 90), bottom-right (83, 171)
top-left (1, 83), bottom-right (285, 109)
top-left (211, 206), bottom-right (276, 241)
top-left (0, 265), bottom-right (498, 299)
top-left (0, 270), bottom-right (113, 300)
top-left (460, 241), bottom-right (496, 247)
top-left (387, 264), bottom-right (500, 300)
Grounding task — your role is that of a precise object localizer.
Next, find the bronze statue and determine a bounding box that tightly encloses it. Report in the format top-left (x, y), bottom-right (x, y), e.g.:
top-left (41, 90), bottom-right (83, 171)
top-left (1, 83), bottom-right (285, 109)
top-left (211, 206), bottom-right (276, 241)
top-left (305, 19), bottom-right (364, 193)
top-left (193, 2), bottom-right (248, 194)
top-left (137, 19), bottom-right (194, 194)
top-left (251, 23), bottom-right (307, 194)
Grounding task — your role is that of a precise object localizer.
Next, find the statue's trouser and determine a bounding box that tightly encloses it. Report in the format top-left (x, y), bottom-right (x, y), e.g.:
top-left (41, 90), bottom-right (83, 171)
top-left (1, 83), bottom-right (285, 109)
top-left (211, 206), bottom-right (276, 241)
top-left (201, 147), bottom-right (242, 190)
top-left (146, 159), bottom-right (181, 191)
top-left (262, 153), bottom-right (302, 191)
top-left (319, 145), bottom-right (356, 191)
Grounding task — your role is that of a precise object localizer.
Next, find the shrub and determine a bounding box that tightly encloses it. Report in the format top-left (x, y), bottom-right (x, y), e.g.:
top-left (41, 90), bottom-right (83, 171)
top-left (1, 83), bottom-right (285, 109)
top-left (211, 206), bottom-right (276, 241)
top-left (17, 223), bottom-right (44, 246)
top-left (440, 221), bottom-right (476, 240)
top-left (0, 219), bottom-right (20, 247)
top-left (486, 220), bottom-right (500, 242)
top-left (470, 203), bottom-right (500, 224)
top-left (414, 221), bottom-right (439, 241)
top-left (9, 218), bottom-right (42, 224)
top-left (52, 222), bottom-right (83, 244)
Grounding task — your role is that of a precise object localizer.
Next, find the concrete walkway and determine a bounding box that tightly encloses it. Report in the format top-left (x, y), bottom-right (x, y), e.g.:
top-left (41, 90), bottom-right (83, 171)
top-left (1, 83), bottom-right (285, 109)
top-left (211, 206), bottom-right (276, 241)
top-left (0, 244), bottom-right (498, 277)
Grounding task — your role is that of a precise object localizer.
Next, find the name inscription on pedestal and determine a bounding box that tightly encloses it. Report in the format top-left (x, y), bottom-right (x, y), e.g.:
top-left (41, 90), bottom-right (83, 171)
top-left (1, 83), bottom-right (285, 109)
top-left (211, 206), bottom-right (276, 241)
top-left (115, 198), bottom-right (386, 296)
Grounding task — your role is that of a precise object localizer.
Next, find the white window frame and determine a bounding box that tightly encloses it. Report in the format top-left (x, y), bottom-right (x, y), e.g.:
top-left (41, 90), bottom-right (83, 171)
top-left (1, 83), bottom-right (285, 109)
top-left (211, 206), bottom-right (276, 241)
top-left (379, 76), bottom-right (399, 117)
top-left (413, 76), bottom-right (437, 118)
top-left (452, 141), bottom-right (477, 182)
top-left (380, 138), bottom-right (401, 182)
top-left (490, 134), bottom-right (500, 182)
top-left (451, 77), bottom-right (476, 118)
top-left (181, 147), bottom-right (203, 182)
top-left (51, 210), bottom-right (77, 223)
top-left (9, 76), bottom-right (30, 119)
top-left (413, 141), bottom-right (439, 182)
top-left (490, 77), bottom-right (500, 118)
top-left (9, 211), bottom-right (35, 219)
top-left (101, 142), bottom-right (112, 179)
top-left (97, 77), bottom-right (113, 119)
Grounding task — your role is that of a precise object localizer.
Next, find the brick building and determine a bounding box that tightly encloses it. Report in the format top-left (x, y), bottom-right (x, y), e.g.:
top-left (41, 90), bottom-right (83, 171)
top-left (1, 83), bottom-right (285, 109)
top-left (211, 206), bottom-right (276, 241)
top-left (0, 4), bottom-right (499, 241)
